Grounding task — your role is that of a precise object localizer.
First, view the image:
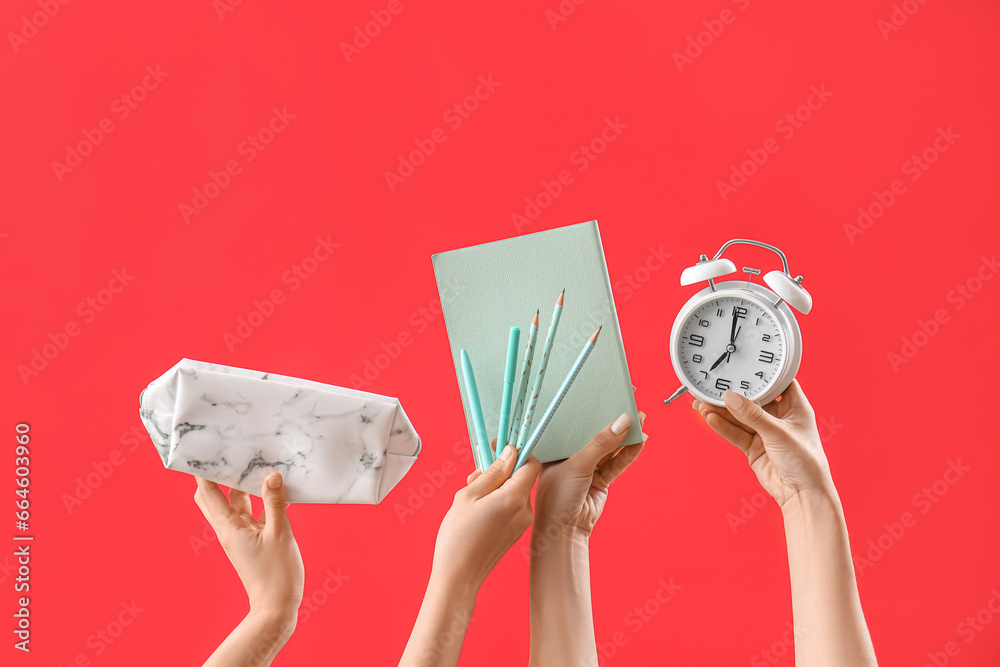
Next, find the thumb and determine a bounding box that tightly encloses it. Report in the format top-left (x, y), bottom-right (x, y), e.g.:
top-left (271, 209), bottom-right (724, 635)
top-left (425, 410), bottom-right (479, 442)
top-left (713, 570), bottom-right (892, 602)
top-left (570, 412), bottom-right (632, 471)
top-left (467, 444), bottom-right (517, 498)
top-left (722, 391), bottom-right (783, 438)
top-left (261, 472), bottom-right (292, 537)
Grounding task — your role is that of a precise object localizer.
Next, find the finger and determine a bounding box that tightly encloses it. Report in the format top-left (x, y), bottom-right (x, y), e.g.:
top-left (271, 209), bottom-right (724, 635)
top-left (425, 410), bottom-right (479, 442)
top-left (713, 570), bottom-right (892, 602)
top-left (780, 379), bottom-right (813, 413)
top-left (490, 437), bottom-right (498, 457)
top-left (596, 441), bottom-right (643, 486)
top-left (597, 446), bottom-right (622, 469)
top-left (195, 477), bottom-right (233, 523)
top-left (638, 410), bottom-right (646, 427)
top-left (193, 482), bottom-right (215, 526)
top-left (466, 470), bottom-right (481, 485)
top-left (261, 473), bottom-right (292, 538)
top-left (705, 411), bottom-right (754, 455)
top-left (570, 413), bottom-right (632, 471)
top-left (722, 391), bottom-right (785, 440)
top-left (467, 444), bottom-right (517, 497)
top-left (502, 453), bottom-right (542, 497)
top-left (228, 487), bottom-right (252, 519)
top-left (697, 402), bottom-right (754, 436)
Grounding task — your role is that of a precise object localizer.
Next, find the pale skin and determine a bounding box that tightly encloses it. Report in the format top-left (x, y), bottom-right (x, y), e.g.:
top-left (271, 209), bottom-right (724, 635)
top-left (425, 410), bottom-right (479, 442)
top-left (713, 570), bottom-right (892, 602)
top-left (398, 444), bottom-right (542, 667)
top-left (527, 410), bottom-right (646, 667)
top-left (194, 473), bottom-right (304, 667)
top-left (692, 379), bottom-right (878, 667)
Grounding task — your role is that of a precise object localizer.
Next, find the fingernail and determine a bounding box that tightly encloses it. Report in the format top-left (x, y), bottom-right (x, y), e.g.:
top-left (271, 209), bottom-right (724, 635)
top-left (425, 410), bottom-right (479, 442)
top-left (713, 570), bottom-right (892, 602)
top-left (611, 412), bottom-right (632, 434)
top-left (724, 391), bottom-right (744, 410)
top-left (498, 445), bottom-right (513, 461)
top-left (267, 474), bottom-right (282, 489)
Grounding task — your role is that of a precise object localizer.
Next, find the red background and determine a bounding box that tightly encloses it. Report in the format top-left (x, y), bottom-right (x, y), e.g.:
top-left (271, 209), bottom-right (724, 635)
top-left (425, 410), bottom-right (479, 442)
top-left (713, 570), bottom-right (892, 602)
top-left (3, 0), bottom-right (999, 664)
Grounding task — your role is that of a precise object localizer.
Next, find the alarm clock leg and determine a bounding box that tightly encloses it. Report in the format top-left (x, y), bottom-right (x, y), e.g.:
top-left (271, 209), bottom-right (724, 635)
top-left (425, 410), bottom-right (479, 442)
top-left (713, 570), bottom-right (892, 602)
top-left (663, 385), bottom-right (688, 405)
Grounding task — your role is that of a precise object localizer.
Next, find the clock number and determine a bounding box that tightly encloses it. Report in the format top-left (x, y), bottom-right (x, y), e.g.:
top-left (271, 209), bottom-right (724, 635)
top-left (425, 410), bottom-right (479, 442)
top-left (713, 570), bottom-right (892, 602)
top-left (716, 308), bottom-right (724, 317)
top-left (740, 380), bottom-right (750, 390)
top-left (689, 334), bottom-right (704, 347)
top-left (698, 319), bottom-right (710, 327)
top-left (700, 371), bottom-right (709, 380)
top-left (732, 306), bottom-right (748, 318)
top-left (755, 371), bottom-right (764, 378)
top-left (692, 354), bottom-right (703, 363)
top-left (715, 378), bottom-right (730, 391)
top-left (762, 334), bottom-right (771, 342)
top-left (758, 350), bottom-right (775, 363)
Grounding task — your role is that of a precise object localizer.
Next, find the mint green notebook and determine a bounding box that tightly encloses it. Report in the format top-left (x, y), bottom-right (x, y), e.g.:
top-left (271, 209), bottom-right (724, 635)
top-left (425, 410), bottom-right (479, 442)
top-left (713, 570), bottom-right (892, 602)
top-left (431, 220), bottom-right (641, 464)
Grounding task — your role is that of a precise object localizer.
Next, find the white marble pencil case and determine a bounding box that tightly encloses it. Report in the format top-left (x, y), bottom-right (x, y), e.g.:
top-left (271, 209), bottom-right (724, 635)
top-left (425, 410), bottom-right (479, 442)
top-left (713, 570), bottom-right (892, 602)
top-left (139, 359), bottom-right (420, 504)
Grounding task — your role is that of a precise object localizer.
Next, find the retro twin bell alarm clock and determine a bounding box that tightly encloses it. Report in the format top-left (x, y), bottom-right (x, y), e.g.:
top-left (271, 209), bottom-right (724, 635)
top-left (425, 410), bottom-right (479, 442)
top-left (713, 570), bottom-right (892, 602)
top-left (664, 239), bottom-right (813, 408)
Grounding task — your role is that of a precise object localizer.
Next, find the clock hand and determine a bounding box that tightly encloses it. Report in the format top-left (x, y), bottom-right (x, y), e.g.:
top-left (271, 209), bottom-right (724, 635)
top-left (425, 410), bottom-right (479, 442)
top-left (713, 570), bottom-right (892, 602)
top-left (730, 310), bottom-right (740, 343)
top-left (709, 350), bottom-right (729, 371)
top-left (726, 326), bottom-right (741, 363)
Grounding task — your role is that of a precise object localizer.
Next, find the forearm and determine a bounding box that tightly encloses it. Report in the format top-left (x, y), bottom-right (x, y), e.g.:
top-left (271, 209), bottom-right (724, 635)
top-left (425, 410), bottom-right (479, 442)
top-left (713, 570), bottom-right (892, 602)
top-left (782, 489), bottom-right (877, 667)
top-left (529, 527), bottom-right (597, 667)
top-left (203, 609), bottom-right (297, 667)
top-left (399, 571), bottom-right (478, 667)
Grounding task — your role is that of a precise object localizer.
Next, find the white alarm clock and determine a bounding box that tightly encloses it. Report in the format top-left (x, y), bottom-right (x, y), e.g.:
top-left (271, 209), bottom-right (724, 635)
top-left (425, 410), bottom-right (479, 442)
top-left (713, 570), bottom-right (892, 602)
top-left (664, 239), bottom-right (813, 408)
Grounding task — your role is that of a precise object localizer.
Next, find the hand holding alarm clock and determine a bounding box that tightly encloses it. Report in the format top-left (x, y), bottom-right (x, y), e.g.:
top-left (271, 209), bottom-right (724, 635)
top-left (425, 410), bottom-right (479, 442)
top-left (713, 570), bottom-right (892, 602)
top-left (665, 239), bottom-right (812, 408)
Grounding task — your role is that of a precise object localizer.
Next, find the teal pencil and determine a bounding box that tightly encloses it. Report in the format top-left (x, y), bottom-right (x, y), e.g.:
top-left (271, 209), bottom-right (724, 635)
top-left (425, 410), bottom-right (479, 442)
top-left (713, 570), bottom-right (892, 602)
top-left (515, 290), bottom-right (564, 450)
top-left (496, 326), bottom-right (520, 456)
top-left (460, 349), bottom-right (493, 471)
top-left (506, 311), bottom-right (538, 448)
top-left (515, 326), bottom-right (601, 470)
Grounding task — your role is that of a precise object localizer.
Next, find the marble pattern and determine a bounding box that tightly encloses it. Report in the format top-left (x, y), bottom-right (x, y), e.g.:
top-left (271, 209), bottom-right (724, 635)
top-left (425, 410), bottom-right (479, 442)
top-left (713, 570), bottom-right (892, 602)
top-left (139, 359), bottom-right (420, 503)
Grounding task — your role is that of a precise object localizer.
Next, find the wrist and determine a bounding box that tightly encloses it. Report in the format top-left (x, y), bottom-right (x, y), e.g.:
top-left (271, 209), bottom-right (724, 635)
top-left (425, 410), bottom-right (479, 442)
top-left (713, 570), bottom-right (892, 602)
top-left (533, 511), bottom-right (592, 544)
top-left (427, 567), bottom-right (480, 607)
top-left (780, 485), bottom-right (844, 525)
top-left (530, 521), bottom-right (590, 564)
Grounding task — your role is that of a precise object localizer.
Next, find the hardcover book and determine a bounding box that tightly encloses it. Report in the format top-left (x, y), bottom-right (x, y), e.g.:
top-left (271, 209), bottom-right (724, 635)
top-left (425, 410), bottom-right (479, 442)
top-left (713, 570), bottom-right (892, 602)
top-left (431, 220), bottom-right (642, 463)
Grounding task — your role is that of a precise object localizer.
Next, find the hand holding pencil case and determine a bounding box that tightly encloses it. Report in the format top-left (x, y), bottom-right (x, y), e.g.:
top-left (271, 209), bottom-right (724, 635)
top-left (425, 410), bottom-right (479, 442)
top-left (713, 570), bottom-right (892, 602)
top-left (138, 358), bottom-right (421, 504)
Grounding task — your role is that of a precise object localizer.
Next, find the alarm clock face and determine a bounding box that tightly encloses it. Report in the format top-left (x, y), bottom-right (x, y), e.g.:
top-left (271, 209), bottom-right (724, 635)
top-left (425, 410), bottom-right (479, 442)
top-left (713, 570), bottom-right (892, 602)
top-left (670, 284), bottom-right (800, 406)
